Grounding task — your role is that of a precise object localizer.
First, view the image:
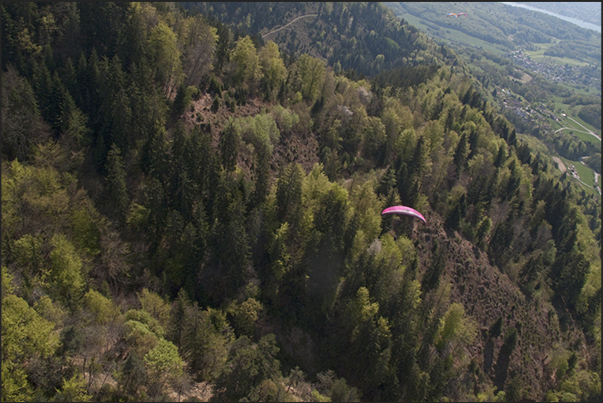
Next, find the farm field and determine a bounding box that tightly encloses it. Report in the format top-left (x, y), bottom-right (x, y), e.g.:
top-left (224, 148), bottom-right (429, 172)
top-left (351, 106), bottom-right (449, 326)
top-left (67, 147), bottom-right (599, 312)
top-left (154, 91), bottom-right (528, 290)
top-left (524, 40), bottom-right (591, 67)
top-left (560, 115), bottom-right (601, 145)
top-left (396, 13), bottom-right (505, 55)
top-left (560, 156), bottom-right (599, 195)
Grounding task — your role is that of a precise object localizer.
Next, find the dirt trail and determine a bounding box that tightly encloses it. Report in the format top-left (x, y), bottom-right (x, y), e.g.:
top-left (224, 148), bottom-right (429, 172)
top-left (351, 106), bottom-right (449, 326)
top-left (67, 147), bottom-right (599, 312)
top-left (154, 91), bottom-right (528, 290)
top-left (262, 14), bottom-right (318, 38)
top-left (552, 157), bottom-right (566, 173)
top-left (565, 116), bottom-right (601, 141)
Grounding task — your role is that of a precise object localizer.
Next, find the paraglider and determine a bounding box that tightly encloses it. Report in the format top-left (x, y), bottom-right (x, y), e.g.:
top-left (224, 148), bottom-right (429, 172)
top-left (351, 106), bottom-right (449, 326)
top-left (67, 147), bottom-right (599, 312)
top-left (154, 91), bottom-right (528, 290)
top-left (447, 13), bottom-right (458, 18)
top-left (458, 12), bottom-right (468, 17)
top-left (381, 206), bottom-right (426, 224)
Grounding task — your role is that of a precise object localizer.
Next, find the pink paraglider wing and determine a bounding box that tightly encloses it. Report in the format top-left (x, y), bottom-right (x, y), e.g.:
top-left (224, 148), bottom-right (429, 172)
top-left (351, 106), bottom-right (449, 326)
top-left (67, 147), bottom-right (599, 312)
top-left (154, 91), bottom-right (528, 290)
top-left (381, 206), bottom-right (426, 223)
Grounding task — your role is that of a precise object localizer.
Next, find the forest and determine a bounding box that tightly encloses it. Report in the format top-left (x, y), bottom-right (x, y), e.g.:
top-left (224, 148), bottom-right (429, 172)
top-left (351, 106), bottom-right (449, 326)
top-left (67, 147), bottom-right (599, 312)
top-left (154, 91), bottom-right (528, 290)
top-left (1, 2), bottom-right (601, 402)
top-left (387, 2), bottom-right (601, 64)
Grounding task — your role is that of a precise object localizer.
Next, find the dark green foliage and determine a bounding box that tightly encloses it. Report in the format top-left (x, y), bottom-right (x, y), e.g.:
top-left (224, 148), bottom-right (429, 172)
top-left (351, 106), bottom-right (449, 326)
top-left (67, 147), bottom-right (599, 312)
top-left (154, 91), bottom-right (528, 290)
top-left (119, 352), bottom-right (147, 398)
top-left (489, 317), bottom-right (503, 338)
top-left (453, 132), bottom-right (468, 172)
top-left (494, 328), bottom-right (518, 391)
top-left (172, 84), bottom-right (193, 118)
top-left (106, 144), bottom-right (129, 225)
top-left (275, 163), bottom-right (304, 225)
top-left (331, 378), bottom-right (361, 402)
top-left (421, 240), bottom-right (446, 295)
top-left (1, 3), bottom-right (599, 402)
top-left (219, 120), bottom-right (240, 172)
top-left (180, 303), bottom-right (230, 381)
top-left (59, 325), bottom-right (85, 356)
top-left (1, 65), bottom-right (50, 161)
top-left (203, 187), bottom-right (251, 304)
top-left (211, 334), bottom-right (281, 402)
top-left (78, 3), bottom-right (131, 59)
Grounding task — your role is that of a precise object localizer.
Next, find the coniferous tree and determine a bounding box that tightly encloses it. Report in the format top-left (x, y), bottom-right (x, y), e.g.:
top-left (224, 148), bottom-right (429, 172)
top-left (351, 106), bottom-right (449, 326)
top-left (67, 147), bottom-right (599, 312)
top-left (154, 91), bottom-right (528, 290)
top-left (106, 144), bottom-right (129, 225)
top-left (1, 65), bottom-right (49, 161)
top-left (211, 334), bottom-right (281, 402)
top-left (453, 132), bottom-right (468, 172)
top-left (275, 163), bottom-right (304, 225)
top-left (219, 119), bottom-right (241, 173)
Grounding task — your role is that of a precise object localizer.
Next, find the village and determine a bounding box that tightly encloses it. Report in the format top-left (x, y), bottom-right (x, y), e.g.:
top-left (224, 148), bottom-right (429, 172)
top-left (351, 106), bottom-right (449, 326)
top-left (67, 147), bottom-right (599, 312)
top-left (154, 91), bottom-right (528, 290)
top-left (492, 86), bottom-right (601, 196)
top-left (504, 46), bottom-right (601, 94)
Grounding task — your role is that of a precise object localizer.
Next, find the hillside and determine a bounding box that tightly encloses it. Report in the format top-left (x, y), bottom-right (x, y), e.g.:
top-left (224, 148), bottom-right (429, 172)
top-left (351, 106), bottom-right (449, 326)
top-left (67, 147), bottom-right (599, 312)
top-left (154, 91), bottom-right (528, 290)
top-left (517, 2), bottom-right (602, 27)
top-left (182, 2), bottom-right (462, 77)
top-left (1, 2), bottom-right (601, 402)
top-left (385, 2), bottom-right (602, 199)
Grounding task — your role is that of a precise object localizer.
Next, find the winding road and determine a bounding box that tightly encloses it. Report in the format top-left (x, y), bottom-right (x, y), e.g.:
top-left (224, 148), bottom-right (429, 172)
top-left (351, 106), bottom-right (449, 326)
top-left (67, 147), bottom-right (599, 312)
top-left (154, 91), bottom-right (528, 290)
top-left (558, 116), bottom-right (601, 142)
top-left (262, 14), bottom-right (318, 39)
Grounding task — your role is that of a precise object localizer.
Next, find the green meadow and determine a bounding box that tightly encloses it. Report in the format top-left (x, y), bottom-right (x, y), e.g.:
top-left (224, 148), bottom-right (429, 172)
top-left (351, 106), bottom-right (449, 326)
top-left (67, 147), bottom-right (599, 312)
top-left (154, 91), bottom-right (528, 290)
top-left (560, 156), bottom-right (599, 195)
top-left (396, 13), bottom-right (505, 55)
top-left (524, 41), bottom-right (591, 68)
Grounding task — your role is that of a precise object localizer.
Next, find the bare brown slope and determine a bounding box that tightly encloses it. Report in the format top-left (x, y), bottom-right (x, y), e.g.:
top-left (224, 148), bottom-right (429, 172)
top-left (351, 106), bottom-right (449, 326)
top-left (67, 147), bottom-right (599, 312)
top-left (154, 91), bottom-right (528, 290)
top-left (179, 93), bottom-right (320, 177)
top-left (415, 211), bottom-right (588, 400)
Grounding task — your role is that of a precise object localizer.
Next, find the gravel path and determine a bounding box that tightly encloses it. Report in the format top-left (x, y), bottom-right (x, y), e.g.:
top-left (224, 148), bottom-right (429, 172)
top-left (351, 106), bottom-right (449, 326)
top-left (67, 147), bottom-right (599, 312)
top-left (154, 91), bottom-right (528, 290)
top-left (552, 157), bottom-right (567, 173)
top-left (262, 14), bottom-right (318, 38)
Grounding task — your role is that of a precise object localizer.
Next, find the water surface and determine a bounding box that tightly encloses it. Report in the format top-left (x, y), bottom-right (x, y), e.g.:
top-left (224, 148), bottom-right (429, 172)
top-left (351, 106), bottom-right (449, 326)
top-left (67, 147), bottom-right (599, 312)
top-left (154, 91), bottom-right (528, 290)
top-left (501, 2), bottom-right (601, 33)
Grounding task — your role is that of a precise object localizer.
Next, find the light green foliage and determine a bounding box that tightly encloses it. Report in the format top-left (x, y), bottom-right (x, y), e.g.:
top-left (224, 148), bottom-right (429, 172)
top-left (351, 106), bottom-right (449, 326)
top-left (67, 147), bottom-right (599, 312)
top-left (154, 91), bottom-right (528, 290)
top-left (296, 54), bottom-right (325, 102)
top-left (236, 113), bottom-right (280, 156)
top-left (138, 288), bottom-right (171, 331)
top-left (558, 369), bottom-right (601, 401)
top-left (84, 290), bottom-right (120, 325)
top-left (347, 178), bottom-right (382, 253)
top-left (259, 41), bottom-right (287, 98)
top-left (381, 97), bottom-right (413, 161)
top-left (144, 338), bottom-right (185, 396)
top-left (69, 204), bottom-right (101, 257)
top-left (268, 222), bottom-right (292, 287)
top-left (181, 15), bottom-right (218, 86)
top-left (149, 22), bottom-right (182, 95)
top-left (435, 303), bottom-right (477, 353)
top-left (271, 105), bottom-right (300, 133)
top-left (230, 35), bottom-right (262, 87)
top-left (311, 389), bottom-right (332, 402)
top-left (2, 266), bottom-right (15, 295)
top-left (124, 319), bottom-right (160, 358)
top-left (361, 116), bottom-right (387, 159)
top-left (125, 309), bottom-right (165, 339)
top-left (52, 373), bottom-right (92, 402)
top-left (230, 297), bottom-right (264, 337)
top-left (48, 233), bottom-right (85, 305)
top-left (351, 287), bottom-right (379, 325)
top-left (2, 293), bottom-right (59, 402)
top-left (33, 295), bottom-right (66, 324)
top-left (126, 203), bottom-right (150, 231)
top-left (2, 160), bottom-right (70, 239)
top-left (12, 233), bottom-right (44, 275)
top-left (3, 3), bottom-right (602, 402)
top-left (303, 164), bottom-right (338, 210)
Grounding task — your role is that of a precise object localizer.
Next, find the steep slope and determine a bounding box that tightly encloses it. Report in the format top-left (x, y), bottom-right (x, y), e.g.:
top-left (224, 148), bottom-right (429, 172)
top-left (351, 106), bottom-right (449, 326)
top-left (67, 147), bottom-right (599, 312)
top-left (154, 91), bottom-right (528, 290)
top-left (414, 212), bottom-right (587, 400)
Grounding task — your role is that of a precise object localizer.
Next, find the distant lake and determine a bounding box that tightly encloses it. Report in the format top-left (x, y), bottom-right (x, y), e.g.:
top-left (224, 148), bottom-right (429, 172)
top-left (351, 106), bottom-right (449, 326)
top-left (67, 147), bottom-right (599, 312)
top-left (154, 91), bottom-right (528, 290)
top-left (501, 2), bottom-right (601, 33)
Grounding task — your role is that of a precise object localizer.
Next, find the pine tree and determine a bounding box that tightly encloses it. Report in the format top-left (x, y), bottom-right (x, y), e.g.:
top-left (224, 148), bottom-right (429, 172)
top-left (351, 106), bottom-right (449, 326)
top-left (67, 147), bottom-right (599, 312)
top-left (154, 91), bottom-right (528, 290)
top-left (219, 119), bottom-right (241, 172)
top-left (421, 240), bottom-right (446, 295)
top-left (106, 144), bottom-right (129, 225)
top-left (453, 132), bottom-right (468, 172)
top-left (275, 163), bottom-right (304, 225)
